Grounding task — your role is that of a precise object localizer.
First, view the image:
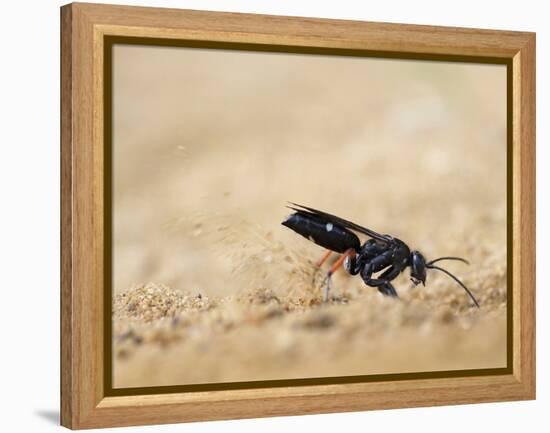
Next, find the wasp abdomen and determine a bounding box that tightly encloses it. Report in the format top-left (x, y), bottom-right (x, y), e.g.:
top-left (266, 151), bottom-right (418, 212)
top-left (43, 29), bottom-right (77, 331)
top-left (282, 212), bottom-right (360, 253)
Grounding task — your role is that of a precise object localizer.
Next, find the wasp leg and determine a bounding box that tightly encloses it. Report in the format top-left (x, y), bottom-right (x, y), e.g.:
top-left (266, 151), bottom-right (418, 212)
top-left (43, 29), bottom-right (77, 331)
top-left (361, 257), bottom-right (401, 298)
top-left (363, 266), bottom-right (401, 298)
top-left (376, 281), bottom-right (399, 297)
top-left (316, 250), bottom-right (333, 267)
top-left (323, 275), bottom-right (333, 302)
top-left (346, 253), bottom-right (361, 275)
top-left (321, 249), bottom-right (356, 301)
top-left (312, 250), bottom-right (333, 285)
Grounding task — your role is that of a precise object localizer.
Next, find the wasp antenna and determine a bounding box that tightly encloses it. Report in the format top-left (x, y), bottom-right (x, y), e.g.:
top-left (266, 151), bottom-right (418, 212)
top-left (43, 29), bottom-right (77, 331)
top-left (427, 256), bottom-right (470, 266)
top-left (427, 264), bottom-right (480, 308)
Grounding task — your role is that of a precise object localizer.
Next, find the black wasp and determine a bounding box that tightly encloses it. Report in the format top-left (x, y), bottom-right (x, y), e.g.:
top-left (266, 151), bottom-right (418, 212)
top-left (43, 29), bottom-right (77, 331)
top-left (282, 203), bottom-right (479, 307)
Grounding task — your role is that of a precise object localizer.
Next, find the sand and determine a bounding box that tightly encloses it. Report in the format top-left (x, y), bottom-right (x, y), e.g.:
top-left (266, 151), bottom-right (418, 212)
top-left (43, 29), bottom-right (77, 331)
top-left (111, 45), bottom-right (507, 388)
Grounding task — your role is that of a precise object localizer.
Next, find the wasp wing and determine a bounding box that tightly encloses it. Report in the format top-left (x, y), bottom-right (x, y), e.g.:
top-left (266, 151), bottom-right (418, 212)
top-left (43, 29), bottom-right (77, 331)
top-left (287, 202), bottom-right (390, 244)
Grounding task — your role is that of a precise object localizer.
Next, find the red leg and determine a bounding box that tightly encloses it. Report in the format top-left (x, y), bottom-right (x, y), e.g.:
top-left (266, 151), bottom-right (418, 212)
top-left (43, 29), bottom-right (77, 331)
top-left (323, 249), bottom-right (356, 301)
top-left (316, 250), bottom-right (333, 267)
top-left (328, 249), bottom-right (356, 276)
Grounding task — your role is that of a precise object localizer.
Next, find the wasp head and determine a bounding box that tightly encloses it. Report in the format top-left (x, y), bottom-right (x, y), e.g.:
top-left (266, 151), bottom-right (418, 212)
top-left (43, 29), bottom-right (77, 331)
top-left (410, 250), bottom-right (427, 286)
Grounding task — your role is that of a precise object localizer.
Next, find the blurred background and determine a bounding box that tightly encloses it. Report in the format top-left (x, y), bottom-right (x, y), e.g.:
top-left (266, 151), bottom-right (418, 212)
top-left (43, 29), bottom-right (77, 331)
top-left (112, 44), bottom-right (507, 387)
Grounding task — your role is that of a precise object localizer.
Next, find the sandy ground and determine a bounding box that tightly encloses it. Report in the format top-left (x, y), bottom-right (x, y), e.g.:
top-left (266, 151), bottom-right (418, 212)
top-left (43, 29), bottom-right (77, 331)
top-left (112, 45), bottom-right (507, 388)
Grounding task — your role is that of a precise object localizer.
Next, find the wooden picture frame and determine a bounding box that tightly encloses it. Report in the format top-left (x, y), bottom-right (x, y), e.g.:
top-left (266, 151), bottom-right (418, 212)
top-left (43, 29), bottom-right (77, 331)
top-left (60, 2), bottom-right (535, 429)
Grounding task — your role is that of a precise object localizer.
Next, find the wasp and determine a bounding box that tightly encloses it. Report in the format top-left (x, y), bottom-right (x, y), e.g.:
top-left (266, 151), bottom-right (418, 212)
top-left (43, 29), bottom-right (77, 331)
top-left (282, 203), bottom-right (479, 307)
